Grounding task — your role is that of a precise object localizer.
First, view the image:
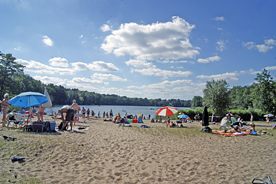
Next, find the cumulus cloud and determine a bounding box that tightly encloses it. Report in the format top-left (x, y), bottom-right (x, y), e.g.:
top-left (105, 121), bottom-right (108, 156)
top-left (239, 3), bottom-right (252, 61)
top-left (216, 40), bottom-right (228, 51)
top-left (100, 24), bottom-right (111, 32)
top-left (214, 16), bottom-right (225, 21)
top-left (42, 35), bottom-right (54, 46)
top-left (14, 47), bottom-right (21, 51)
top-left (71, 61), bottom-right (119, 72)
top-left (196, 72), bottom-right (239, 82)
top-left (16, 59), bottom-right (74, 75)
top-left (49, 57), bottom-right (69, 67)
top-left (197, 56), bottom-right (221, 63)
top-left (240, 68), bottom-right (261, 75)
top-left (264, 39), bottom-right (276, 46)
top-left (125, 59), bottom-right (155, 68)
top-left (265, 66), bottom-right (276, 70)
top-left (101, 16), bottom-right (200, 61)
top-left (243, 39), bottom-right (275, 53)
top-left (72, 77), bottom-right (108, 85)
top-left (91, 73), bottom-right (127, 81)
top-left (134, 68), bottom-right (192, 78)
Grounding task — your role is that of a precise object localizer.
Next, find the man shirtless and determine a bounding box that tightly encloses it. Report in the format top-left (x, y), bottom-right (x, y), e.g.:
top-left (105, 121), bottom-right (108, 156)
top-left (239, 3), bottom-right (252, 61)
top-left (1, 93), bottom-right (10, 127)
top-left (71, 100), bottom-right (80, 125)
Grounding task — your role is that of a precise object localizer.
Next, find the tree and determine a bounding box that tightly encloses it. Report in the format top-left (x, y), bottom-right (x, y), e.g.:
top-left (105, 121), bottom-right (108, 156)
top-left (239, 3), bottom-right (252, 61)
top-left (191, 96), bottom-right (203, 109)
top-left (253, 69), bottom-right (276, 114)
top-left (0, 52), bottom-right (25, 98)
top-left (203, 79), bottom-right (230, 117)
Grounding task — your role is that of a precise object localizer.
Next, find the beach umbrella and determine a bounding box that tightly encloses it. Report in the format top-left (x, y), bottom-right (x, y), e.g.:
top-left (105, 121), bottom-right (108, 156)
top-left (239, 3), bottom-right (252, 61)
top-left (202, 106), bottom-right (209, 127)
top-left (156, 106), bottom-right (178, 116)
top-left (178, 114), bottom-right (189, 119)
top-left (8, 92), bottom-right (48, 108)
top-left (263, 114), bottom-right (274, 117)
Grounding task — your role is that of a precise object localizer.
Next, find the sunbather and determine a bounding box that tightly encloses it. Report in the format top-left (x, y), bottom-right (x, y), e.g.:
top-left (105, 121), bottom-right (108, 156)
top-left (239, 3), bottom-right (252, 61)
top-left (1, 93), bottom-right (10, 127)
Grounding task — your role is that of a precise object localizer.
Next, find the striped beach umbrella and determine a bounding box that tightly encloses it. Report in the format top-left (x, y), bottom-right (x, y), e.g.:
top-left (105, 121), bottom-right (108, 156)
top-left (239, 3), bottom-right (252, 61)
top-left (156, 106), bottom-right (178, 116)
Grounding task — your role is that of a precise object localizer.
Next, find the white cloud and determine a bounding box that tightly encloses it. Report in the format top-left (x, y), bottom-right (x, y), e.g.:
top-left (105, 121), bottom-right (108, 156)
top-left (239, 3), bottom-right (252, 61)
top-left (197, 56), bottom-right (221, 63)
top-left (214, 16), bottom-right (225, 21)
top-left (101, 16), bottom-right (200, 61)
top-left (42, 35), bottom-right (54, 46)
top-left (79, 35), bottom-right (83, 38)
top-left (100, 24), bottom-right (111, 32)
top-left (265, 66), bottom-right (276, 70)
top-left (16, 59), bottom-right (74, 75)
top-left (91, 73), bottom-right (127, 81)
top-left (216, 40), bottom-right (228, 51)
top-left (14, 47), bottom-right (21, 50)
top-left (125, 59), bottom-right (155, 68)
top-left (48, 57), bottom-right (69, 67)
top-left (264, 39), bottom-right (276, 46)
top-left (72, 77), bottom-right (108, 85)
top-left (240, 68), bottom-right (261, 75)
top-left (243, 40), bottom-right (274, 53)
top-left (134, 68), bottom-right (192, 78)
top-left (196, 72), bottom-right (239, 82)
top-left (217, 28), bottom-right (222, 31)
top-left (71, 61), bottom-right (119, 72)
top-left (255, 44), bottom-right (273, 53)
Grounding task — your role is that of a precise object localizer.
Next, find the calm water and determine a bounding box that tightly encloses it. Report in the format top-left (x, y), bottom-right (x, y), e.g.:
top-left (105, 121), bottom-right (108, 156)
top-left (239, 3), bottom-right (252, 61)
top-left (45, 105), bottom-right (190, 119)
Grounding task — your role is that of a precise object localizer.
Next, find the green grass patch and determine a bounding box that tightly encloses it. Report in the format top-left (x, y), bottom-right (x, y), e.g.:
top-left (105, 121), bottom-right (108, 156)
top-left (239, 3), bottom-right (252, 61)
top-left (0, 171), bottom-right (42, 184)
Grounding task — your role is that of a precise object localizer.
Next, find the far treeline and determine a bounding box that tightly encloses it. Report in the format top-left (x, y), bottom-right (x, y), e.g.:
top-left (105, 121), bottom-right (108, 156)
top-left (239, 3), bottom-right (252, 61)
top-left (1, 51), bottom-right (276, 120)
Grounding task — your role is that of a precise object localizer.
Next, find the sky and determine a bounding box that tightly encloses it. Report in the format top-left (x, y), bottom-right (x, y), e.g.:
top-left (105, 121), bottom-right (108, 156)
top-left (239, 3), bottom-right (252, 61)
top-left (1, 0), bottom-right (276, 100)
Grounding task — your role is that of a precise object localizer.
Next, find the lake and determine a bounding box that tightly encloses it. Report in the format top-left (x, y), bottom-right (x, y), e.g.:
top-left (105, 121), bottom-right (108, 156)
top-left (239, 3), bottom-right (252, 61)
top-left (45, 105), bottom-right (190, 119)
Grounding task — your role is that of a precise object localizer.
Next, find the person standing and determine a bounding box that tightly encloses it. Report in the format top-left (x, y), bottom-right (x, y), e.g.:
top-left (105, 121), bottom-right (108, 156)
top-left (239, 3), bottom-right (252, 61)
top-left (87, 108), bottom-right (90, 119)
top-left (37, 104), bottom-right (46, 122)
top-left (266, 115), bottom-right (269, 123)
top-left (1, 93), bottom-right (10, 127)
top-left (71, 100), bottom-right (80, 125)
top-left (250, 114), bottom-right (253, 123)
top-left (81, 107), bottom-right (86, 119)
top-left (110, 109), bottom-right (113, 118)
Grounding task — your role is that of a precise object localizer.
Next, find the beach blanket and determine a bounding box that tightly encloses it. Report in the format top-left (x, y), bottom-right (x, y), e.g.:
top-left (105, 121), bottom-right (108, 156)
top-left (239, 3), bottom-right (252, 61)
top-left (212, 130), bottom-right (251, 137)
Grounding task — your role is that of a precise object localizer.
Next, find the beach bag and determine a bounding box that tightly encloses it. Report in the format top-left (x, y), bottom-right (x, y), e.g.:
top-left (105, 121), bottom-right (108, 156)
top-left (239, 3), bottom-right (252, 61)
top-left (201, 126), bottom-right (212, 133)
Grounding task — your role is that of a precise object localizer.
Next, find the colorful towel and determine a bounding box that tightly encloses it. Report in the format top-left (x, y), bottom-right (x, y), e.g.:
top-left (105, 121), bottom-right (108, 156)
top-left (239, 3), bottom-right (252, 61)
top-left (212, 130), bottom-right (251, 137)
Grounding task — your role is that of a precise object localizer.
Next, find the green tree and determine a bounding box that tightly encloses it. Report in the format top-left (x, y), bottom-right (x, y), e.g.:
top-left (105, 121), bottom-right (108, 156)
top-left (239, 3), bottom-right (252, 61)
top-left (191, 96), bottom-right (203, 109)
top-left (0, 52), bottom-right (25, 97)
top-left (253, 69), bottom-right (276, 114)
top-left (203, 79), bottom-right (231, 117)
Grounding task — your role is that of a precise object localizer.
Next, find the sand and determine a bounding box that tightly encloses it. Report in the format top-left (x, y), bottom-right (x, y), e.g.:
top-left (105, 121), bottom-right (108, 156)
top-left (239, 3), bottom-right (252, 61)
top-left (1, 116), bottom-right (276, 184)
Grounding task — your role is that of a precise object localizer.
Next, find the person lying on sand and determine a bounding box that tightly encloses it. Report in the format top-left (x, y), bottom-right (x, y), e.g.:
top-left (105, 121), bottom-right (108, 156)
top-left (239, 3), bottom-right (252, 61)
top-left (216, 126), bottom-right (241, 133)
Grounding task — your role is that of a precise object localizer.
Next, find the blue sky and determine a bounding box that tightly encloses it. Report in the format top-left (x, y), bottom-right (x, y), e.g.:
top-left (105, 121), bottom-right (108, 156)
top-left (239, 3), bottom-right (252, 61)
top-left (1, 0), bottom-right (276, 100)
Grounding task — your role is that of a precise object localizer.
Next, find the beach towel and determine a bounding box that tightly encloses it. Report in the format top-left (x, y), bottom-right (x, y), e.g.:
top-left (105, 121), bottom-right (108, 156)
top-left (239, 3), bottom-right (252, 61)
top-left (212, 130), bottom-right (251, 137)
top-left (139, 125), bottom-right (150, 128)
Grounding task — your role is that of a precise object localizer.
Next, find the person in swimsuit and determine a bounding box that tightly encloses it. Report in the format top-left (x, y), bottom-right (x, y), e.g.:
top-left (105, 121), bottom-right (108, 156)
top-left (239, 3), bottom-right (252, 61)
top-left (37, 105), bottom-right (46, 122)
top-left (71, 100), bottom-right (80, 125)
top-left (1, 93), bottom-right (10, 127)
top-left (81, 107), bottom-right (86, 119)
top-left (60, 106), bottom-right (74, 131)
top-left (87, 108), bottom-right (90, 119)
top-left (110, 109), bottom-right (113, 118)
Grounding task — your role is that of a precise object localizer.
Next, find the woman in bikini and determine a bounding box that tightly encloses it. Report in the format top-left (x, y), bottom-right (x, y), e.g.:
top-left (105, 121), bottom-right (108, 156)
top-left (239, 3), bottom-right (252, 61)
top-left (86, 108), bottom-right (90, 119)
top-left (81, 107), bottom-right (86, 119)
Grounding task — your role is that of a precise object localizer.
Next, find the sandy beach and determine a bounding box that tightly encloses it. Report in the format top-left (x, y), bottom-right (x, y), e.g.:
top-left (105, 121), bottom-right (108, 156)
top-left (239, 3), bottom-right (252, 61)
top-left (1, 116), bottom-right (276, 184)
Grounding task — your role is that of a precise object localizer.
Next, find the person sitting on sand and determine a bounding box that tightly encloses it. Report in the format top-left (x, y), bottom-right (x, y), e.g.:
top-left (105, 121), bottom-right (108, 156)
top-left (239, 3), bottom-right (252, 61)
top-left (157, 116), bottom-right (162, 123)
top-left (18, 107), bottom-right (25, 114)
top-left (247, 123), bottom-right (256, 132)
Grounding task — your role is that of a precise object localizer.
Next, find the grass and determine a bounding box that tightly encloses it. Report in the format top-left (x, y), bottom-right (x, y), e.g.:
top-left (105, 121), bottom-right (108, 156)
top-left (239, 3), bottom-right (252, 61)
top-left (0, 171), bottom-right (42, 184)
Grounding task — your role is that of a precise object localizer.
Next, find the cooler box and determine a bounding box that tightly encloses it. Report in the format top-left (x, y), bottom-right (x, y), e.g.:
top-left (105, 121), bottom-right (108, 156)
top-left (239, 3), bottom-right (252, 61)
top-left (49, 122), bottom-right (56, 132)
top-left (132, 119), bottom-right (137, 123)
top-left (32, 121), bottom-right (44, 132)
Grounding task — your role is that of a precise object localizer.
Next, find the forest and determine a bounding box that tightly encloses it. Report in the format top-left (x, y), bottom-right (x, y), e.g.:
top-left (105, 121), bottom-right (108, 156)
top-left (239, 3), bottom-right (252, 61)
top-left (1, 51), bottom-right (276, 115)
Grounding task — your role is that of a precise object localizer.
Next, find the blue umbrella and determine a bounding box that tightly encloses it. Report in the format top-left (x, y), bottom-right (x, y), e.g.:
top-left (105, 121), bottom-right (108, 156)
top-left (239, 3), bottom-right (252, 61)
top-left (8, 92), bottom-right (48, 108)
top-left (178, 114), bottom-right (189, 119)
